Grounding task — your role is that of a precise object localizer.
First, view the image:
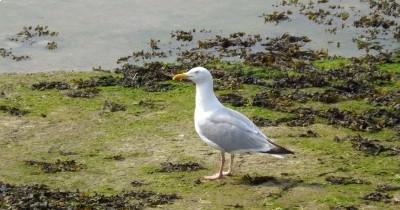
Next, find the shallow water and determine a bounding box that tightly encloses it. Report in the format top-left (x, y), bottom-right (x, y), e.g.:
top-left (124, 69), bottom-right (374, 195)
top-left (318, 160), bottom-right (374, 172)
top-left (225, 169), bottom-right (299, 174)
top-left (0, 0), bottom-right (398, 73)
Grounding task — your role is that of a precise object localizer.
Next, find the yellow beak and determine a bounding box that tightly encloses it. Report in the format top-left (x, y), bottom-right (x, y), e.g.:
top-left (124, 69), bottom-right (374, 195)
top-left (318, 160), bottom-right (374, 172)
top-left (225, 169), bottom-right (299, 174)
top-left (172, 73), bottom-right (188, 81)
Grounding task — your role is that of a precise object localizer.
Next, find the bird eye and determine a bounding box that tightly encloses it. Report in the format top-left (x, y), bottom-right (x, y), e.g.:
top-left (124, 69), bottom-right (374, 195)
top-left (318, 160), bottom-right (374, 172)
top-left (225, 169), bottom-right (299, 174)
top-left (194, 71), bottom-right (199, 74)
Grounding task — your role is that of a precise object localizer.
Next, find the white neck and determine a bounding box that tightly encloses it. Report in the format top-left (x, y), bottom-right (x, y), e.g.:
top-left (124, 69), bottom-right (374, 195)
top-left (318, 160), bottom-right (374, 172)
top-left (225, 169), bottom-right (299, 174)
top-left (195, 80), bottom-right (222, 112)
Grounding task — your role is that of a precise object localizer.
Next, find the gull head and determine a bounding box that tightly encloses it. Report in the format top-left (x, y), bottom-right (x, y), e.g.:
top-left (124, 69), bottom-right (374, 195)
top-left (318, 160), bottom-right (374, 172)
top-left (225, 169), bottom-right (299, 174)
top-left (173, 67), bottom-right (212, 84)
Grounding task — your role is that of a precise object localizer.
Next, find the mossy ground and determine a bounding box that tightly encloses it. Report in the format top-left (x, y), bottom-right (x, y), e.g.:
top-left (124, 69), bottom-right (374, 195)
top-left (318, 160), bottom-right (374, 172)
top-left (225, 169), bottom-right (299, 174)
top-left (0, 60), bottom-right (399, 209)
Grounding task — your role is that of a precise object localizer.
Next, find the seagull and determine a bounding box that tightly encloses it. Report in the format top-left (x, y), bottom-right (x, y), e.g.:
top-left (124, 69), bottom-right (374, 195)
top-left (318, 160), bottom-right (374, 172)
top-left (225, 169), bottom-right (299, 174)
top-left (173, 67), bottom-right (294, 180)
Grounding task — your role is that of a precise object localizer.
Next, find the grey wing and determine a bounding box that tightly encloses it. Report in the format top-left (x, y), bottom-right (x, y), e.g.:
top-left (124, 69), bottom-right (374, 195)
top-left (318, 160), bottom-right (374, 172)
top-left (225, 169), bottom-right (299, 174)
top-left (197, 108), bottom-right (277, 153)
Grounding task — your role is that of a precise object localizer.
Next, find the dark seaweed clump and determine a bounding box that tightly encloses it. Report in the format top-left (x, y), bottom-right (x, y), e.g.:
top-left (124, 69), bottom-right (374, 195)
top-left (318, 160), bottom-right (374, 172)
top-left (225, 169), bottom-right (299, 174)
top-left (325, 108), bottom-right (379, 131)
top-left (328, 108), bottom-right (400, 131)
top-left (198, 32), bottom-right (260, 51)
top-left (251, 116), bottom-right (277, 127)
top-left (31, 81), bottom-right (70, 90)
top-left (104, 154), bottom-right (125, 161)
top-left (277, 107), bottom-right (317, 127)
top-left (325, 176), bottom-right (370, 185)
top-left (322, 108), bottom-right (381, 132)
top-left (5, 25), bottom-right (60, 57)
top-left (0, 105), bottom-right (29, 116)
top-left (65, 87), bottom-right (100, 98)
top-left (250, 104), bottom-right (399, 132)
top-left (261, 11), bottom-right (291, 25)
top-left (333, 80), bottom-right (377, 99)
top-left (30, 70), bottom-right (175, 97)
top-left (334, 135), bottom-right (400, 156)
top-left (46, 41), bottom-right (58, 50)
top-left (252, 110), bottom-right (318, 128)
top-left (171, 30), bottom-right (194, 42)
top-left (376, 184), bottom-right (400, 192)
top-left (0, 48), bottom-right (30, 61)
top-left (72, 75), bottom-right (119, 88)
top-left (218, 93), bottom-right (247, 107)
top-left (24, 160), bottom-right (85, 173)
top-left (354, 14), bottom-right (396, 29)
top-left (119, 62), bottom-right (173, 89)
top-left (271, 74), bottom-right (328, 88)
top-left (252, 90), bottom-right (291, 111)
top-left (311, 89), bottom-right (341, 103)
top-left (0, 48), bottom-right (12, 57)
top-left (103, 100), bottom-right (126, 112)
top-left (244, 33), bottom-right (326, 70)
top-left (252, 88), bottom-right (340, 105)
top-left (271, 0), bottom-right (399, 54)
top-left (60, 75), bottom-right (120, 98)
top-left (325, 61), bottom-right (391, 82)
top-left (0, 182), bottom-right (178, 209)
top-left (158, 162), bottom-right (204, 172)
top-left (8, 25), bottom-right (59, 42)
top-left (210, 69), bottom-right (266, 90)
top-left (368, 90), bottom-right (400, 106)
top-left (333, 205), bottom-right (359, 210)
top-left (362, 192), bottom-right (393, 202)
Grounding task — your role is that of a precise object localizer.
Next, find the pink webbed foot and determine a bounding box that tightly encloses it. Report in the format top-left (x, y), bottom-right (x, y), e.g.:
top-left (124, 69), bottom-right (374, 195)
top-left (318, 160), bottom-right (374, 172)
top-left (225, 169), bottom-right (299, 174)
top-left (222, 171), bottom-right (232, 176)
top-left (203, 173), bottom-right (224, 180)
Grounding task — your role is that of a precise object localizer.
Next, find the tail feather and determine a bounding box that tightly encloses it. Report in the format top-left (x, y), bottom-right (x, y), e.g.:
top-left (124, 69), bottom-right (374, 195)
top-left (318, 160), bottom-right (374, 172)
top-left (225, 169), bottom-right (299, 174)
top-left (262, 143), bottom-right (294, 155)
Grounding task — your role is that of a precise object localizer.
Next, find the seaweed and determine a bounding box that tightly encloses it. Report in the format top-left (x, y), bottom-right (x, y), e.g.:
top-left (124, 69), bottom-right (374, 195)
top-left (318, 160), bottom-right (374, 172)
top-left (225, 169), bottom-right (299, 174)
top-left (46, 41), bottom-right (58, 50)
top-left (119, 62), bottom-right (172, 88)
top-left (325, 176), bottom-right (370, 185)
top-left (0, 182), bottom-right (178, 209)
top-left (261, 11), bottom-right (291, 25)
top-left (0, 48), bottom-right (30, 61)
top-left (32, 81), bottom-right (70, 91)
top-left (171, 30), bottom-right (194, 42)
top-left (251, 116), bottom-right (277, 127)
top-left (103, 101), bottom-right (126, 112)
top-left (24, 160), bottom-right (85, 173)
top-left (0, 105), bottom-right (29, 116)
top-left (8, 25), bottom-right (59, 42)
top-left (362, 192), bottom-right (392, 202)
top-left (252, 90), bottom-right (291, 111)
top-left (104, 154), bottom-right (126, 161)
top-left (218, 93), bottom-right (247, 107)
top-left (72, 75), bottom-right (119, 88)
top-left (158, 162), bottom-right (204, 172)
top-left (333, 135), bottom-right (400, 156)
top-left (65, 88), bottom-right (100, 98)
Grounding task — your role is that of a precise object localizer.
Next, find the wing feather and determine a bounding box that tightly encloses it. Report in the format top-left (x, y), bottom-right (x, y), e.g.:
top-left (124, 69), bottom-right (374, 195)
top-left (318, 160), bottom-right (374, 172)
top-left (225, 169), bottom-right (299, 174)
top-left (197, 107), bottom-right (277, 153)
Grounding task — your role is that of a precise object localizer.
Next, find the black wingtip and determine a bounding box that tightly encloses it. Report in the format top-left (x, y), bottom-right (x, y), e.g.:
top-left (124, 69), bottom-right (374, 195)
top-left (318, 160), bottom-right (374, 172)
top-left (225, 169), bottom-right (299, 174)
top-left (262, 145), bottom-right (294, 155)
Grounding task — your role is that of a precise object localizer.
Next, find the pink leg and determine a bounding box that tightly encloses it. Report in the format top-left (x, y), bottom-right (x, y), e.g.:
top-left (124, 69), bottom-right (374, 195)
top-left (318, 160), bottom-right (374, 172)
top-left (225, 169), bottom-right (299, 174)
top-left (223, 154), bottom-right (234, 176)
top-left (204, 152), bottom-right (225, 180)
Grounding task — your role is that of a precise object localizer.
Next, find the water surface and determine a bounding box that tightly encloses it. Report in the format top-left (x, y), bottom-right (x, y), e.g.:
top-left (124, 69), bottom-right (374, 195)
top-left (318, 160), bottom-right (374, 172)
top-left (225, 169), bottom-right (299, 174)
top-left (0, 0), bottom-right (398, 73)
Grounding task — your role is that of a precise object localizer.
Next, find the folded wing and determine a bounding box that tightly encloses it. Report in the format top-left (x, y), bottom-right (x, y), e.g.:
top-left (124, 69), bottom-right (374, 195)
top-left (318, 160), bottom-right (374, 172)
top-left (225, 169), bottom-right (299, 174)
top-left (197, 107), bottom-right (293, 154)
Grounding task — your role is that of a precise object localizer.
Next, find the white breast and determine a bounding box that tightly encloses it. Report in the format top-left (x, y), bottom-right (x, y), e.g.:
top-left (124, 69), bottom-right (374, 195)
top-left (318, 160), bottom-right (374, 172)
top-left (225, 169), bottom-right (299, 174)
top-left (194, 109), bottom-right (224, 151)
